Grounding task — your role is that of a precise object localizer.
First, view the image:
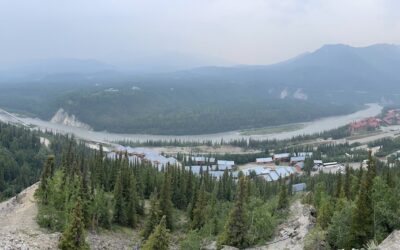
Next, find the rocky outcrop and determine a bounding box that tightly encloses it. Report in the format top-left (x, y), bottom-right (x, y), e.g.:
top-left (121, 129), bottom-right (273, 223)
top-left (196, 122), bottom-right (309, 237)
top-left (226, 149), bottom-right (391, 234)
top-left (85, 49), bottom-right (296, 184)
top-left (50, 108), bottom-right (92, 130)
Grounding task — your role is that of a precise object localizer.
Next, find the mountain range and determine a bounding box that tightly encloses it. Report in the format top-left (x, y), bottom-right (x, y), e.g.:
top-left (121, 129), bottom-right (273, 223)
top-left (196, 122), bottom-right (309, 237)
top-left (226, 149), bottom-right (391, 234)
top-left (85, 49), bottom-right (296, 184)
top-left (0, 43), bottom-right (399, 134)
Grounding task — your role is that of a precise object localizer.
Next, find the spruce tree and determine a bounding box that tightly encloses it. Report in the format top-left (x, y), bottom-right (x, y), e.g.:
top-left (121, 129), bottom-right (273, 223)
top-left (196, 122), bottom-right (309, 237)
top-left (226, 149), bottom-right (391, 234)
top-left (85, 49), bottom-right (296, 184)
top-left (142, 191), bottom-right (162, 239)
top-left (159, 169), bottom-right (174, 230)
top-left (335, 173), bottom-right (342, 198)
top-left (191, 183), bottom-right (207, 230)
top-left (38, 155), bottom-right (55, 204)
top-left (80, 160), bottom-right (91, 228)
top-left (209, 188), bottom-right (219, 236)
top-left (350, 151), bottom-right (376, 248)
top-left (142, 216), bottom-right (170, 250)
top-left (278, 184), bottom-right (289, 210)
top-left (218, 176), bottom-right (250, 249)
top-left (344, 164), bottom-right (351, 199)
top-left (127, 175), bottom-right (139, 228)
top-left (113, 170), bottom-right (127, 225)
top-left (59, 197), bottom-right (89, 250)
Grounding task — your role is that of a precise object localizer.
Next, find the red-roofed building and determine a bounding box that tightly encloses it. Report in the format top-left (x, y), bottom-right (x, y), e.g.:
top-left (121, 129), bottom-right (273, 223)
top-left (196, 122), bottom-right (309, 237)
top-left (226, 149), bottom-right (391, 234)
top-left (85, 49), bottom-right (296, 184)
top-left (350, 117), bottom-right (381, 133)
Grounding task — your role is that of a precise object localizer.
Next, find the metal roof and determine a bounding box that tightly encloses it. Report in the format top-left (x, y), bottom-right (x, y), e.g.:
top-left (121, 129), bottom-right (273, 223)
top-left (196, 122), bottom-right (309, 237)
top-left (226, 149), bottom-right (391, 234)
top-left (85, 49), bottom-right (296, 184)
top-left (217, 164), bottom-right (233, 170)
top-left (268, 171), bottom-right (280, 181)
top-left (285, 167), bottom-right (295, 174)
top-left (294, 162), bottom-right (305, 169)
top-left (274, 153), bottom-right (290, 159)
top-left (208, 171), bottom-right (225, 179)
top-left (192, 156), bottom-right (206, 162)
top-left (242, 166), bottom-right (270, 176)
top-left (263, 175), bottom-right (273, 182)
top-left (256, 157), bottom-right (273, 163)
top-left (217, 160), bottom-right (235, 166)
top-left (275, 166), bottom-right (294, 177)
top-left (293, 183), bottom-right (307, 192)
top-left (290, 156), bottom-right (306, 162)
top-left (298, 152), bottom-right (313, 157)
top-left (185, 165), bottom-right (210, 174)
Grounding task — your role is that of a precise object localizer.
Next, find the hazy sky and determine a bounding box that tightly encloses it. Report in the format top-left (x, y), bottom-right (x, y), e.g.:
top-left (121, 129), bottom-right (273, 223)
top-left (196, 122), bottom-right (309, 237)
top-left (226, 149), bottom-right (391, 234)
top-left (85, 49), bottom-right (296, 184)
top-left (1, 0), bottom-right (400, 66)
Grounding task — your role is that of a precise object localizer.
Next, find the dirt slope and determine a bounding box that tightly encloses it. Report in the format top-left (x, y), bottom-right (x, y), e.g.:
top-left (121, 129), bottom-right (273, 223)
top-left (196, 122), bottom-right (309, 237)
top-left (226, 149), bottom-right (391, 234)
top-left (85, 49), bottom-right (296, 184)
top-left (246, 199), bottom-right (314, 250)
top-left (0, 183), bottom-right (138, 250)
top-left (379, 230), bottom-right (400, 250)
top-left (0, 183), bottom-right (59, 249)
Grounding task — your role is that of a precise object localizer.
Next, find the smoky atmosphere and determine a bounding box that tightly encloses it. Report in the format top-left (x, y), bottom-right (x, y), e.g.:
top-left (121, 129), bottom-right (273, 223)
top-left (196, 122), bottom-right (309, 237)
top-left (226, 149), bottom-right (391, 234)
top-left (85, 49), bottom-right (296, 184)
top-left (0, 1), bottom-right (400, 249)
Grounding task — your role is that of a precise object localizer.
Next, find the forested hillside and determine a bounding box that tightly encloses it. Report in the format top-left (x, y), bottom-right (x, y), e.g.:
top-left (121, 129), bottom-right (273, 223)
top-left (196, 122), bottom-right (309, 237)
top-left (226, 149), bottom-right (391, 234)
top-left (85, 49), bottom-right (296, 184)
top-left (34, 135), bottom-right (400, 249)
top-left (0, 123), bottom-right (47, 200)
top-left (0, 80), bottom-right (354, 135)
top-left (35, 140), bottom-right (292, 249)
top-left (301, 153), bottom-right (400, 249)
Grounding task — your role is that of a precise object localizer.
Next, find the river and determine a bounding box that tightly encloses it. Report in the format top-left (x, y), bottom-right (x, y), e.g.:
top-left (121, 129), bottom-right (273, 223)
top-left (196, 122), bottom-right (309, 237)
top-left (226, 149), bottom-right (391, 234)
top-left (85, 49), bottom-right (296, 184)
top-left (0, 103), bottom-right (383, 144)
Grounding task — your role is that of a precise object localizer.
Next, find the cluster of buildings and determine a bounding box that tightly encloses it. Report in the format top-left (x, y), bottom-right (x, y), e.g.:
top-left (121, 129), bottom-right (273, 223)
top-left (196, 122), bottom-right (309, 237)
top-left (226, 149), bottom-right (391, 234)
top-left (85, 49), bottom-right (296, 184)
top-left (107, 146), bottom-right (178, 170)
top-left (105, 145), bottom-right (343, 183)
top-left (349, 110), bottom-right (400, 134)
top-left (383, 109), bottom-right (400, 125)
top-left (241, 164), bottom-right (296, 182)
top-left (185, 157), bottom-right (236, 179)
top-left (102, 145), bottom-right (312, 191)
top-left (240, 153), bottom-right (311, 181)
top-left (226, 152), bottom-right (313, 182)
top-left (312, 160), bottom-right (345, 173)
top-left (349, 117), bottom-right (381, 133)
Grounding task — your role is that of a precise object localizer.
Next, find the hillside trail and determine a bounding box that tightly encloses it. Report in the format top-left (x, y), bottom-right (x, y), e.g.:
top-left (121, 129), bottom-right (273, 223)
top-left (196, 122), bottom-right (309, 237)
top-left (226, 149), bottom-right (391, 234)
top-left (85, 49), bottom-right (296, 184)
top-left (0, 183), bottom-right (59, 249)
top-left (0, 183), bottom-right (138, 250)
top-left (246, 199), bottom-right (314, 250)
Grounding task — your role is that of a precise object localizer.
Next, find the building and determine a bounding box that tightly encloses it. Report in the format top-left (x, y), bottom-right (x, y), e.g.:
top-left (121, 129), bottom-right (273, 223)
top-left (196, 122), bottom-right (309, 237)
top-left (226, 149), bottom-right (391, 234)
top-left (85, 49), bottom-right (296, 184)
top-left (290, 156), bottom-right (306, 164)
top-left (191, 156), bottom-right (206, 164)
top-left (208, 171), bottom-right (225, 179)
top-left (314, 160), bottom-right (323, 166)
top-left (275, 166), bottom-right (295, 178)
top-left (292, 183), bottom-right (307, 193)
top-left (294, 162), bottom-right (305, 173)
top-left (191, 156), bottom-right (216, 165)
top-left (217, 160), bottom-right (235, 171)
top-left (266, 171), bottom-right (280, 182)
top-left (256, 157), bottom-right (274, 164)
top-left (273, 153), bottom-right (290, 162)
top-left (185, 165), bottom-right (211, 175)
top-left (350, 117), bottom-right (381, 133)
top-left (383, 109), bottom-right (400, 125)
top-left (324, 162), bottom-right (339, 167)
top-left (242, 165), bottom-right (271, 176)
top-left (297, 152), bottom-right (313, 157)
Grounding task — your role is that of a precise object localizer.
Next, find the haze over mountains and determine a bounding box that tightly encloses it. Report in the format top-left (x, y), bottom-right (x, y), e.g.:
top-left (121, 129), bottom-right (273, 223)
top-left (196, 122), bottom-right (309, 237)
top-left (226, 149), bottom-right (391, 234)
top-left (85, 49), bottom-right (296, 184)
top-left (0, 43), bottom-right (399, 135)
